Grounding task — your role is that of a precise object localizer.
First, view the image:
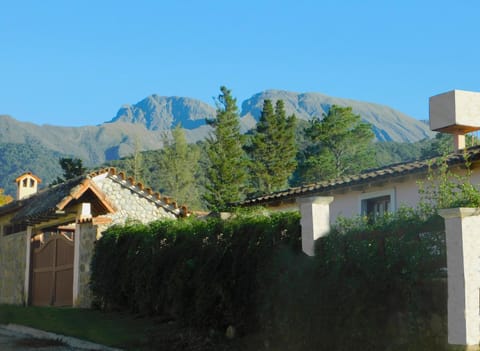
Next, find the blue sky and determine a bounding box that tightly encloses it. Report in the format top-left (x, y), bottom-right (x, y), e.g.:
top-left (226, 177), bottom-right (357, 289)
top-left (1, 0), bottom-right (479, 126)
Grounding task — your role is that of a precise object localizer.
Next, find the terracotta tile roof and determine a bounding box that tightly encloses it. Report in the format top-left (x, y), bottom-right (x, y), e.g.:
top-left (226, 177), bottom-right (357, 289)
top-left (236, 146), bottom-right (480, 207)
top-left (0, 167), bottom-right (187, 225)
top-left (0, 176), bottom-right (87, 224)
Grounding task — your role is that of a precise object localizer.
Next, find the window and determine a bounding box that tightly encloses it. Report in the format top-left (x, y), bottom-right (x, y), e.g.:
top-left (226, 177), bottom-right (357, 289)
top-left (359, 189), bottom-right (395, 222)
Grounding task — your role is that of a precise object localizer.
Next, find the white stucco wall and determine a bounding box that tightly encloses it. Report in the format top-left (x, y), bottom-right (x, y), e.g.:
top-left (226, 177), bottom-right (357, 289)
top-left (293, 165), bottom-right (480, 225)
top-left (327, 177), bottom-right (422, 224)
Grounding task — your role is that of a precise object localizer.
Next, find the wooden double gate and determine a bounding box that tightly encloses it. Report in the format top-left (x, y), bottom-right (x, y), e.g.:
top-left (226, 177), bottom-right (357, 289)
top-left (30, 233), bottom-right (74, 306)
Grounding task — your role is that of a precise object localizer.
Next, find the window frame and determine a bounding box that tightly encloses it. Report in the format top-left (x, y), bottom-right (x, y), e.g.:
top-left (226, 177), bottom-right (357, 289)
top-left (358, 188), bottom-right (396, 218)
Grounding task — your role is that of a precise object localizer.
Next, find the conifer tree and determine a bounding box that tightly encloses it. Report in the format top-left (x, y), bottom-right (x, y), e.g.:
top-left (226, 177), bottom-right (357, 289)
top-left (248, 99), bottom-right (297, 194)
top-left (60, 157), bottom-right (85, 180)
top-left (51, 157), bottom-right (86, 185)
top-left (157, 124), bottom-right (201, 208)
top-left (300, 105), bottom-right (375, 182)
top-left (203, 86), bottom-right (248, 210)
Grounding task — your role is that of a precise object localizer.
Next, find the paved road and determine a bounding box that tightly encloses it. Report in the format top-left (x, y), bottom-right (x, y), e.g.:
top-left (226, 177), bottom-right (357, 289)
top-left (0, 327), bottom-right (81, 350)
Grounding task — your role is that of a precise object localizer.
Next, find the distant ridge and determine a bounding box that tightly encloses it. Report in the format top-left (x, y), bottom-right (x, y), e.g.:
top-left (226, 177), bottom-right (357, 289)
top-left (107, 90), bottom-right (433, 143)
top-left (110, 95), bottom-right (216, 131)
top-left (239, 90), bottom-right (432, 142)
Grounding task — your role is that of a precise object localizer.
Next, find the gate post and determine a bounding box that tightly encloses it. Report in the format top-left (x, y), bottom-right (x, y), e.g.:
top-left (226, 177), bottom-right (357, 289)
top-left (297, 196), bottom-right (334, 256)
top-left (73, 203), bottom-right (97, 308)
top-left (439, 208), bottom-right (480, 348)
top-left (23, 226), bottom-right (33, 305)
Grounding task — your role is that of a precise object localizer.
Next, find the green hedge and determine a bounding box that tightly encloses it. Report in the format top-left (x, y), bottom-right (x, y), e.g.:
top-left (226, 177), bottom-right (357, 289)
top-left (91, 209), bottom-right (447, 350)
top-left (259, 210), bottom-right (447, 351)
top-left (90, 211), bottom-right (301, 332)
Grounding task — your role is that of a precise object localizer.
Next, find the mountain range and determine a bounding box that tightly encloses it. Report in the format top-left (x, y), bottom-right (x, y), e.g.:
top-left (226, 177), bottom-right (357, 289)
top-left (0, 90), bottom-right (434, 195)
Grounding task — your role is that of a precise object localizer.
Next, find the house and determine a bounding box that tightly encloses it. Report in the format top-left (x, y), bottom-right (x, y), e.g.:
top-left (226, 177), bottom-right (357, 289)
top-left (238, 146), bottom-right (480, 218)
top-left (0, 168), bottom-right (186, 307)
top-left (237, 89), bottom-right (480, 255)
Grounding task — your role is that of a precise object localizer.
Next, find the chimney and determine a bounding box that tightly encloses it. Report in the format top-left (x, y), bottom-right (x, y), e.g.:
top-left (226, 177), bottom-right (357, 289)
top-left (15, 172), bottom-right (42, 200)
top-left (429, 90), bottom-right (480, 152)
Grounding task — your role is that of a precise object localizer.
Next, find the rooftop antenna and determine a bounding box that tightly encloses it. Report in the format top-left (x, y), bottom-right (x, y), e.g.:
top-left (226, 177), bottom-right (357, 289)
top-left (429, 90), bottom-right (480, 152)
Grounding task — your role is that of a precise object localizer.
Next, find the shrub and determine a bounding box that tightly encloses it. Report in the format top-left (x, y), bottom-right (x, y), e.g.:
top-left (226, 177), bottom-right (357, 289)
top-left (90, 211), bottom-right (301, 332)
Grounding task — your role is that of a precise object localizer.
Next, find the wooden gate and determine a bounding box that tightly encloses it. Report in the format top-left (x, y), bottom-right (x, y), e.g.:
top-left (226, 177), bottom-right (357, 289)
top-left (30, 233), bottom-right (74, 306)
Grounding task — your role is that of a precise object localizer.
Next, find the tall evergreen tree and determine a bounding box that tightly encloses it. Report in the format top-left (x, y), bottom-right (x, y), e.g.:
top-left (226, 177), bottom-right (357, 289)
top-left (300, 105), bottom-right (375, 182)
top-left (157, 124), bottom-right (201, 208)
top-left (203, 86), bottom-right (248, 210)
top-left (248, 99), bottom-right (297, 194)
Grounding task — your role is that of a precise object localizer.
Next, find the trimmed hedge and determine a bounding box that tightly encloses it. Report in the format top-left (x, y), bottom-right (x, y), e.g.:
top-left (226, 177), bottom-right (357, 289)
top-left (91, 209), bottom-right (448, 350)
top-left (259, 210), bottom-right (447, 351)
top-left (90, 211), bottom-right (301, 332)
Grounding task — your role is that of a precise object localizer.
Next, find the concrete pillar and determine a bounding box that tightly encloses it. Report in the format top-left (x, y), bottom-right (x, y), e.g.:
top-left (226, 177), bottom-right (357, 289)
top-left (439, 208), bottom-right (480, 347)
top-left (297, 196), bottom-right (334, 256)
top-left (454, 134), bottom-right (466, 153)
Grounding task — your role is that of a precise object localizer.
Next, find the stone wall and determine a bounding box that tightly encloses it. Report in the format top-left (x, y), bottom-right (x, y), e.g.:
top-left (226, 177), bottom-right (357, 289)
top-left (0, 231), bottom-right (27, 305)
top-left (93, 175), bottom-right (177, 227)
top-left (73, 222), bottom-right (97, 308)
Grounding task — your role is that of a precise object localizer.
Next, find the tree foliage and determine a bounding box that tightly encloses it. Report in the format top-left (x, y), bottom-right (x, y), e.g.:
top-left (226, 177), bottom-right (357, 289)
top-left (0, 141), bottom-right (63, 196)
top-left (420, 133), bottom-right (453, 159)
top-left (203, 86), bottom-right (249, 210)
top-left (51, 157), bottom-right (86, 185)
top-left (247, 99), bottom-right (297, 194)
top-left (60, 157), bottom-right (85, 179)
top-left (418, 154), bottom-right (480, 214)
top-left (128, 138), bottom-right (144, 183)
top-left (299, 105), bottom-right (375, 182)
top-left (157, 124), bottom-right (201, 208)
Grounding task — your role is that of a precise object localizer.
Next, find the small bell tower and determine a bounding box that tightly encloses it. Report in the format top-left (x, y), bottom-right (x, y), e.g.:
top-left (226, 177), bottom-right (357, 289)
top-left (15, 172), bottom-right (42, 200)
top-left (429, 90), bottom-right (480, 152)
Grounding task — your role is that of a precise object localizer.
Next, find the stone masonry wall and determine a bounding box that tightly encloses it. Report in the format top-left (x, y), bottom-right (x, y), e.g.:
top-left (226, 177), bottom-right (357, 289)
top-left (74, 222), bottom-right (96, 308)
top-left (0, 231), bottom-right (27, 305)
top-left (93, 175), bottom-right (177, 227)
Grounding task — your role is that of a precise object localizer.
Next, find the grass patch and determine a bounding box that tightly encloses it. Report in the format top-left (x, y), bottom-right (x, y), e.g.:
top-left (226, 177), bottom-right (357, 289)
top-left (0, 305), bottom-right (154, 349)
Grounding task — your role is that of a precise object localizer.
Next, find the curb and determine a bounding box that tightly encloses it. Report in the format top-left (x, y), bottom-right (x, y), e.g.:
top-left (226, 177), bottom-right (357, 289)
top-left (0, 324), bottom-right (122, 350)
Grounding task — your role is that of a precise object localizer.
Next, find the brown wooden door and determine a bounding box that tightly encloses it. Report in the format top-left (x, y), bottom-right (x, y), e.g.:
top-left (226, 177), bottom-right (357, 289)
top-left (30, 233), bottom-right (74, 306)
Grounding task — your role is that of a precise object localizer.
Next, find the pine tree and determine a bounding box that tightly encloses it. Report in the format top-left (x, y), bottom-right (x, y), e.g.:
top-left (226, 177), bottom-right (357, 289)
top-left (51, 157), bottom-right (86, 185)
top-left (60, 157), bottom-right (85, 180)
top-left (203, 86), bottom-right (248, 210)
top-left (300, 105), bottom-right (375, 182)
top-left (157, 124), bottom-right (201, 208)
top-left (248, 99), bottom-right (297, 194)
